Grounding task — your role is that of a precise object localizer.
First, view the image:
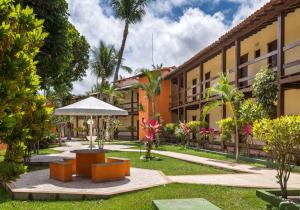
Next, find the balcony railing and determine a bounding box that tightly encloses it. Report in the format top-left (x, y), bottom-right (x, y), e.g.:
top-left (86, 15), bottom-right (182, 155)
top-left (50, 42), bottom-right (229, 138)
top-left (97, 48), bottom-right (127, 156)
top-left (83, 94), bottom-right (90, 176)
top-left (118, 101), bottom-right (139, 114)
top-left (170, 39), bottom-right (300, 108)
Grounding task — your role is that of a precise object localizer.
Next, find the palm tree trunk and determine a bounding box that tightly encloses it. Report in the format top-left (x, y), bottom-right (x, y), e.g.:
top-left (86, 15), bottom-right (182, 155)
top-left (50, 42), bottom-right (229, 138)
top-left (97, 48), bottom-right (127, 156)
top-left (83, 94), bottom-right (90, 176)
top-left (114, 22), bottom-right (129, 82)
top-left (235, 120), bottom-right (239, 161)
top-left (151, 101), bottom-right (155, 118)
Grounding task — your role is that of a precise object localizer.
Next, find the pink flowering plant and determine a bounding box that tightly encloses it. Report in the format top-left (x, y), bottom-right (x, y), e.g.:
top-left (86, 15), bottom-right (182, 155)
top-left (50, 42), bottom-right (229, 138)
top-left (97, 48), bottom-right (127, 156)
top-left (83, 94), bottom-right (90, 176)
top-left (199, 127), bottom-right (216, 148)
top-left (141, 118), bottom-right (161, 160)
top-left (242, 124), bottom-right (254, 154)
top-left (174, 122), bottom-right (191, 148)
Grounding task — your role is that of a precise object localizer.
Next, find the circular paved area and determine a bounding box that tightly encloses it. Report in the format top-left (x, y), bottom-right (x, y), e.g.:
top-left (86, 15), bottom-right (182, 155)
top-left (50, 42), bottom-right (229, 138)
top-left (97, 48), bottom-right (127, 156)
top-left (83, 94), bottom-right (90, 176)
top-left (7, 167), bottom-right (170, 200)
top-left (27, 141), bottom-right (300, 191)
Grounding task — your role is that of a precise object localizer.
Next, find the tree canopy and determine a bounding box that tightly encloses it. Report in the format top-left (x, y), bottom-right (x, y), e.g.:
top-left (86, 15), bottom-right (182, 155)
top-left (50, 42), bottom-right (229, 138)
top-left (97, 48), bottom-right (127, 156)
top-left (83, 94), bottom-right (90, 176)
top-left (15, 0), bottom-right (90, 93)
top-left (111, 0), bottom-right (152, 81)
top-left (0, 0), bottom-right (51, 180)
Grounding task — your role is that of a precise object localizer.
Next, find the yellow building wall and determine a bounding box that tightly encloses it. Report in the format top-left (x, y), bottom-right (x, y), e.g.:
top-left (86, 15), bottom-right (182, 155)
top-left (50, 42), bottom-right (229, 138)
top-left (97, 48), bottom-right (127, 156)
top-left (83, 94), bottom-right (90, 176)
top-left (284, 89), bottom-right (300, 115)
top-left (225, 104), bottom-right (233, 118)
top-left (203, 54), bottom-right (222, 92)
top-left (285, 8), bottom-right (300, 75)
top-left (240, 21), bottom-right (277, 79)
top-left (186, 67), bottom-right (200, 102)
top-left (226, 46), bottom-right (235, 84)
top-left (186, 109), bottom-right (200, 122)
top-left (209, 106), bottom-right (222, 130)
top-left (118, 116), bottom-right (132, 130)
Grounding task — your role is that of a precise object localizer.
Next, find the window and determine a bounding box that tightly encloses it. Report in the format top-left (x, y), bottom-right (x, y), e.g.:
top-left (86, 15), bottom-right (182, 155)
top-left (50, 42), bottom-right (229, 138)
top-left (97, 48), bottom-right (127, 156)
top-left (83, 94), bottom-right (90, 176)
top-left (255, 49), bottom-right (261, 58)
top-left (239, 54), bottom-right (248, 87)
top-left (268, 40), bottom-right (277, 68)
top-left (205, 72), bottom-right (210, 89)
top-left (179, 76), bottom-right (184, 88)
top-left (205, 114), bottom-right (210, 128)
top-left (192, 78), bottom-right (197, 101)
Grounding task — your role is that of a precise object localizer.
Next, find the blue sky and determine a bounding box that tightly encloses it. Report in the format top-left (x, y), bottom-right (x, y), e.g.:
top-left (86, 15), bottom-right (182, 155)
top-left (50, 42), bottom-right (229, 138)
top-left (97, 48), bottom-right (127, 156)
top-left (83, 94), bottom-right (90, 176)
top-left (163, 1), bottom-right (240, 24)
top-left (67, 0), bottom-right (270, 94)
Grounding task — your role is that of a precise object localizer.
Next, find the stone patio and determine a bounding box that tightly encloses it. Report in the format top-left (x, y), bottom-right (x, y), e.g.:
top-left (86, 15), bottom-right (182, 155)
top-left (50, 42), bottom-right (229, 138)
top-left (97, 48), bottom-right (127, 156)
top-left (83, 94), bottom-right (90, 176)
top-left (6, 167), bottom-right (170, 200)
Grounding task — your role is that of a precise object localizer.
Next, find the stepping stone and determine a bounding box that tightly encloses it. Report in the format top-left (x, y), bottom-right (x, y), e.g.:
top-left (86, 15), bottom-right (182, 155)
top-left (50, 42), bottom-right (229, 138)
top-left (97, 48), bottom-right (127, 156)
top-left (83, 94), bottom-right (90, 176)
top-left (153, 198), bottom-right (222, 210)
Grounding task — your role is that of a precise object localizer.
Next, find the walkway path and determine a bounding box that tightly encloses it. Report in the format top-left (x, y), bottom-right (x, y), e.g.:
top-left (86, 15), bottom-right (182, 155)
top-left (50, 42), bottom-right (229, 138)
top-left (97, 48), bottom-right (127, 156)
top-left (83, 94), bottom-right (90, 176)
top-left (32, 141), bottom-right (300, 189)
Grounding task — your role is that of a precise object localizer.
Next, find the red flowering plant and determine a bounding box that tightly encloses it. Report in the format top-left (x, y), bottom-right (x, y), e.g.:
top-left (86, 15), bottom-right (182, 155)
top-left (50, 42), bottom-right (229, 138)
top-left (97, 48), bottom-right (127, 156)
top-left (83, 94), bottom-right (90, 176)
top-left (179, 122), bottom-right (191, 148)
top-left (141, 118), bottom-right (161, 160)
top-left (199, 127), bottom-right (216, 147)
top-left (242, 124), bottom-right (254, 148)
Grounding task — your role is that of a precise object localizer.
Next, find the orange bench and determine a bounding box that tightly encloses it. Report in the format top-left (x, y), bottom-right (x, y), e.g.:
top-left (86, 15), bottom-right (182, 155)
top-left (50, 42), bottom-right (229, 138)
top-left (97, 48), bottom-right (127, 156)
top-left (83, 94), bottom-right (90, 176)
top-left (49, 161), bottom-right (73, 182)
top-left (63, 157), bottom-right (76, 174)
top-left (107, 157), bottom-right (130, 176)
top-left (91, 162), bottom-right (126, 182)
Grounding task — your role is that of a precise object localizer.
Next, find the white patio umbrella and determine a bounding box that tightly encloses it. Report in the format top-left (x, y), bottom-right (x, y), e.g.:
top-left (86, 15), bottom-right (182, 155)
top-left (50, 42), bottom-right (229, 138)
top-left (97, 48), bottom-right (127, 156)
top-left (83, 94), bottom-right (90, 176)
top-left (55, 96), bottom-right (128, 150)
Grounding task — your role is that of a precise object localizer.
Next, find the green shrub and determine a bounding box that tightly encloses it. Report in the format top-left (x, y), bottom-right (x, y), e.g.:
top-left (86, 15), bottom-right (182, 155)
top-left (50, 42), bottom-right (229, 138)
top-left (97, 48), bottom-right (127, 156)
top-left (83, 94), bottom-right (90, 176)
top-left (217, 118), bottom-right (235, 141)
top-left (187, 121), bottom-right (203, 132)
top-left (239, 99), bottom-right (266, 125)
top-left (253, 67), bottom-right (278, 117)
top-left (0, 161), bottom-right (27, 182)
top-left (253, 116), bottom-right (300, 199)
top-left (0, 0), bottom-right (49, 179)
top-left (174, 126), bottom-right (185, 141)
top-left (39, 133), bottom-right (56, 149)
top-left (162, 123), bottom-right (176, 138)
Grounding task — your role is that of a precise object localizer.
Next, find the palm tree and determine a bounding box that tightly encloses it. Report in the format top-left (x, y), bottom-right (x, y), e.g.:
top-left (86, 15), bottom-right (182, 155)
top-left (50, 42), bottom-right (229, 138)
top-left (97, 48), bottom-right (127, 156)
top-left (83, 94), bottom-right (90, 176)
top-left (135, 69), bottom-right (161, 119)
top-left (102, 83), bottom-right (124, 105)
top-left (91, 41), bottom-right (117, 85)
top-left (88, 83), bottom-right (124, 104)
top-left (204, 73), bottom-right (244, 161)
top-left (91, 41), bottom-right (133, 84)
top-left (111, 0), bottom-right (152, 81)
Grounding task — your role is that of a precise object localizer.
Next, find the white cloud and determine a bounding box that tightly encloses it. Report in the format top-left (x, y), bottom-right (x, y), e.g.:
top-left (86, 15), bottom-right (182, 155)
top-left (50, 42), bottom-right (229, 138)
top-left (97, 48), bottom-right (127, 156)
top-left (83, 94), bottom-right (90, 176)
top-left (69, 0), bottom-right (270, 95)
top-left (230, 0), bottom-right (270, 26)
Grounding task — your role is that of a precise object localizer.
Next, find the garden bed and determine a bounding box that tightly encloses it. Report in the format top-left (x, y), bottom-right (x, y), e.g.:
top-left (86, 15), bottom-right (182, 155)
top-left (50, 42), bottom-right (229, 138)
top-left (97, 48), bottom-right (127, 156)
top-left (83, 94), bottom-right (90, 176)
top-left (256, 189), bottom-right (300, 210)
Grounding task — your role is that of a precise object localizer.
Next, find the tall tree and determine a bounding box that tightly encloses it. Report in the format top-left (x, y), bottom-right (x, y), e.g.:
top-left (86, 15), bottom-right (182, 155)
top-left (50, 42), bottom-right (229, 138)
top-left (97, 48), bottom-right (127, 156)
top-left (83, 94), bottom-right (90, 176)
top-left (91, 41), bottom-right (132, 87)
top-left (0, 0), bottom-right (50, 180)
top-left (205, 74), bottom-right (244, 161)
top-left (135, 69), bottom-right (162, 119)
top-left (15, 0), bottom-right (90, 93)
top-left (111, 0), bottom-right (152, 81)
top-left (91, 41), bottom-right (118, 85)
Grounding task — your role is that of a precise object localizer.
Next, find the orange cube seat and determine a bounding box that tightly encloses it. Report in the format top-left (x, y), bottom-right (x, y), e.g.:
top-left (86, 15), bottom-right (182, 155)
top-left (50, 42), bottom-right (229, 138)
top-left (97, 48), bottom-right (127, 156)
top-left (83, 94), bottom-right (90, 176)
top-left (107, 157), bottom-right (130, 176)
top-left (63, 157), bottom-right (76, 174)
top-left (49, 161), bottom-right (73, 182)
top-left (91, 162), bottom-right (126, 182)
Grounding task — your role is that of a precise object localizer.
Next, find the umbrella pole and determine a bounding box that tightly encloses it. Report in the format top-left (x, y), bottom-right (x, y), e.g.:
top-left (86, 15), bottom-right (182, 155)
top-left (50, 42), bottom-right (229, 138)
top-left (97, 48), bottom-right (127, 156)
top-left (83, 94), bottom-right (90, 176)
top-left (90, 115), bottom-right (93, 150)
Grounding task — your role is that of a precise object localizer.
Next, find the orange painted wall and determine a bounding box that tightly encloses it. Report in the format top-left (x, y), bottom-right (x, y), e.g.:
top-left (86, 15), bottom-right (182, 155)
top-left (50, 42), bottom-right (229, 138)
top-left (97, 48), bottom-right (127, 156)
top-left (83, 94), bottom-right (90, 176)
top-left (138, 69), bottom-right (172, 140)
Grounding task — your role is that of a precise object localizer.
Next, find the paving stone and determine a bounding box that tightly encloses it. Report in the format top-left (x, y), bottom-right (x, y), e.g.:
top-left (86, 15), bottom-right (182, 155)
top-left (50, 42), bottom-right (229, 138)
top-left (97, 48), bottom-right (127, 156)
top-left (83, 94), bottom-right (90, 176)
top-left (8, 168), bottom-right (169, 200)
top-left (27, 141), bottom-right (300, 191)
top-left (32, 193), bottom-right (57, 200)
top-left (13, 192), bottom-right (30, 200)
top-left (59, 193), bottom-right (84, 200)
top-left (153, 198), bottom-right (222, 210)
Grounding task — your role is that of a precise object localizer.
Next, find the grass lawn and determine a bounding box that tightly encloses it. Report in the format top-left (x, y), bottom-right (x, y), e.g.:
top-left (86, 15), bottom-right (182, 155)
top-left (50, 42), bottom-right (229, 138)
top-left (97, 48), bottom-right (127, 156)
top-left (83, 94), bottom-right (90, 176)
top-left (106, 151), bottom-right (232, 175)
top-left (37, 147), bottom-right (62, 155)
top-left (0, 183), bottom-right (266, 210)
top-left (129, 143), bottom-right (269, 168)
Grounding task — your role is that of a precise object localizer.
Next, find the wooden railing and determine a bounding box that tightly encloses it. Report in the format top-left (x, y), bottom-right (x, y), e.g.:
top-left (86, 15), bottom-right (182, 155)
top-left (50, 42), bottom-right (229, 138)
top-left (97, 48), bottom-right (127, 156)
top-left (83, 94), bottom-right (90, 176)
top-left (237, 50), bottom-right (277, 90)
top-left (170, 39), bottom-right (300, 108)
top-left (118, 101), bottom-right (139, 114)
top-left (283, 39), bottom-right (300, 77)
